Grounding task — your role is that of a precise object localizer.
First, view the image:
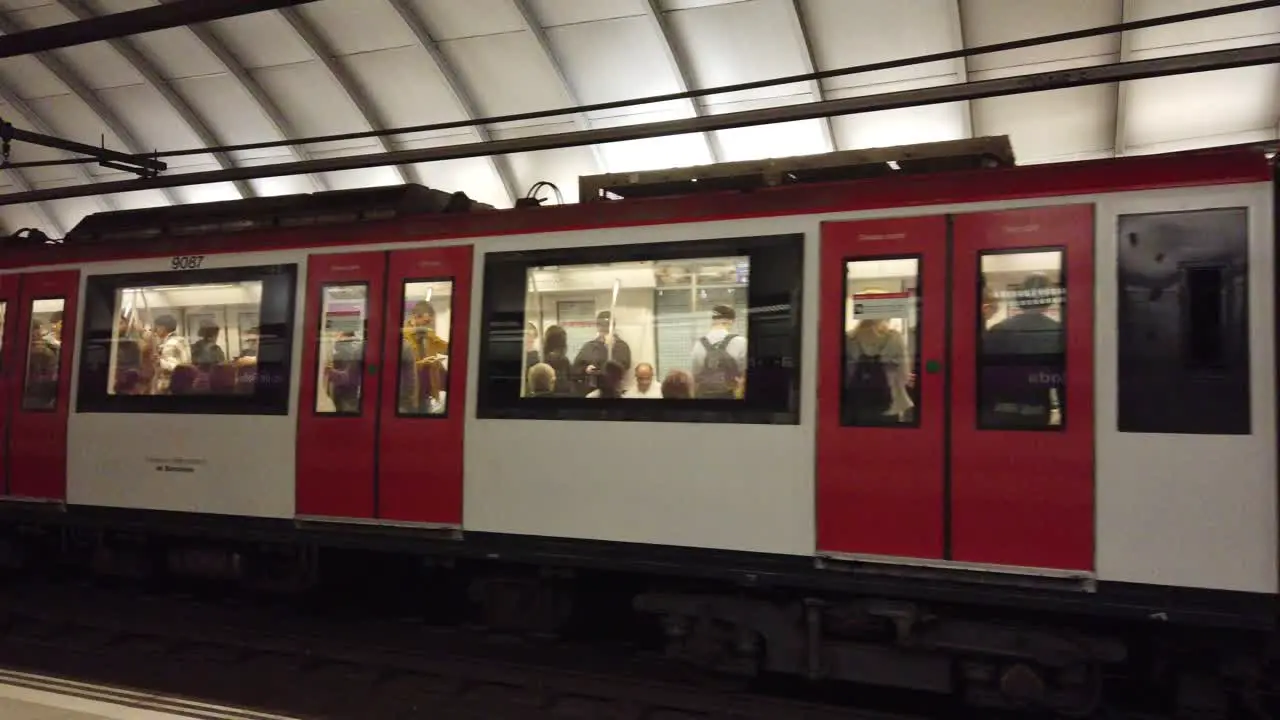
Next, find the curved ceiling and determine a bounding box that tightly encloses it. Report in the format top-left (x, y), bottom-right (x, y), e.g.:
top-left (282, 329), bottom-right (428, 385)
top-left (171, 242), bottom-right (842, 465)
top-left (0, 0), bottom-right (1276, 236)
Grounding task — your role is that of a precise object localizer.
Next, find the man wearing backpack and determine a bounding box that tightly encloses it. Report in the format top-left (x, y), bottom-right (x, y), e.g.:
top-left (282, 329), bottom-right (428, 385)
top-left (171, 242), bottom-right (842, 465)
top-left (690, 305), bottom-right (747, 399)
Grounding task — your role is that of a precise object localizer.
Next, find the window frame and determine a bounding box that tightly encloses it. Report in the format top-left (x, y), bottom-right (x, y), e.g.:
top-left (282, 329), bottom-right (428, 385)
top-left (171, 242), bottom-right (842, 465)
top-left (312, 281), bottom-right (370, 418)
top-left (974, 246), bottom-right (1068, 433)
top-left (839, 253), bottom-right (923, 429)
top-left (394, 276), bottom-right (456, 420)
top-left (20, 295), bottom-right (66, 413)
top-left (476, 233), bottom-right (804, 425)
top-left (76, 264), bottom-right (298, 416)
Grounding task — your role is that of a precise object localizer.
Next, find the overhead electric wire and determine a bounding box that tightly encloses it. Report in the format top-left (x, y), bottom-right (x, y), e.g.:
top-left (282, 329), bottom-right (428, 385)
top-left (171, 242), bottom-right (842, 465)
top-left (0, 0), bottom-right (1274, 172)
top-left (2, 42), bottom-right (1276, 207)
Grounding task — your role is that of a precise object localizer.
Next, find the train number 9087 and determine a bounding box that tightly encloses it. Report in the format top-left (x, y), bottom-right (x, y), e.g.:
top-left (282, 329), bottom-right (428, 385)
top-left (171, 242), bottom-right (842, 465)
top-left (170, 255), bottom-right (205, 270)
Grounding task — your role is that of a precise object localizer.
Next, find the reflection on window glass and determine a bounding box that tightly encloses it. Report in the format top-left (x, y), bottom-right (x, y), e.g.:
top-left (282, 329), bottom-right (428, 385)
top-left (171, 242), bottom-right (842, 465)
top-left (841, 258), bottom-right (919, 427)
top-left (0, 301), bottom-right (7, 369)
top-left (977, 250), bottom-right (1066, 430)
top-left (23, 297), bottom-right (64, 411)
top-left (398, 280), bottom-right (453, 416)
top-left (315, 284), bottom-right (367, 414)
top-left (108, 281), bottom-right (264, 396)
top-left (523, 256), bottom-right (750, 399)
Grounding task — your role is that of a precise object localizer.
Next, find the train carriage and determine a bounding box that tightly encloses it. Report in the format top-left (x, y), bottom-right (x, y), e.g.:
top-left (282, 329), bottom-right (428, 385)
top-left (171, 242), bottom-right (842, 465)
top-left (0, 143), bottom-right (1273, 715)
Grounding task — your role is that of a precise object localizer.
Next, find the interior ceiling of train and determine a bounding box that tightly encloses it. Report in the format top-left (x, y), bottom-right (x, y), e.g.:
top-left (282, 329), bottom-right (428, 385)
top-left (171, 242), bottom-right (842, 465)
top-left (0, 0), bottom-right (1276, 237)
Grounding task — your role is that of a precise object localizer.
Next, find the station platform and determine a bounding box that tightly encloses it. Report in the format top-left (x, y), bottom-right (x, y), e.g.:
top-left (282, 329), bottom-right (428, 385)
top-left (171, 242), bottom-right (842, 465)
top-left (0, 668), bottom-right (296, 720)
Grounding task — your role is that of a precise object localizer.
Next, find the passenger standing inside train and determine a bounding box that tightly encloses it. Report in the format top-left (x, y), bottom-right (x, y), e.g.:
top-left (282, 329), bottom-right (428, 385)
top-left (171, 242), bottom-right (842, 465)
top-left (191, 320), bottom-right (226, 366)
top-left (23, 320), bottom-right (58, 409)
top-left (980, 273), bottom-right (1064, 428)
top-left (43, 311), bottom-right (63, 351)
top-left (152, 314), bottom-right (191, 395)
top-left (540, 325), bottom-right (572, 396)
top-left (572, 311), bottom-right (632, 396)
top-left (625, 362), bottom-right (662, 398)
top-left (324, 331), bottom-right (363, 412)
top-left (691, 305), bottom-right (747, 399)
top-left (843, 315), bottom-right (913, 425)
top-left (525, 322), bottom-right (541, 369)
top-left (399, 301), bottom-right (449, 414)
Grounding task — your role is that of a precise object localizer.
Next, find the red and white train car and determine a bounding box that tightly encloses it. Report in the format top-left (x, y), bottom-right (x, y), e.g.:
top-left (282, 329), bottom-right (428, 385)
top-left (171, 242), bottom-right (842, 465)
top-left (0, 146), bottom-right (1273, 713)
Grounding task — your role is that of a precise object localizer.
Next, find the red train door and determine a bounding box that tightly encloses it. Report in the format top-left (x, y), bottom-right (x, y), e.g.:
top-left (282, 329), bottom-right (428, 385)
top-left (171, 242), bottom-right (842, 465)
top-left (8, 270), bottom-right (79, 501)
top-left (818, 206), bottom-right (1094, 572)
top-left (0, 274), bottom-right (19, 494)
top-left (377, 245), bottom-right (472, 525)
top-left (296, 245), bottom-right (472, 526)
top-left (950, 205), bottom-right (1094, 571)
top-left (296, 252), bottom-right (388, 519)
top-left (817, 216), bottom-right (948, 559)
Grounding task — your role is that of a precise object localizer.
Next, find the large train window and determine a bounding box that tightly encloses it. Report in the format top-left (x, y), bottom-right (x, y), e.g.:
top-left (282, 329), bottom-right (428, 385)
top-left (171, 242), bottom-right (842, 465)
top-left (477, 233), bottom-right (803, 424)
top-left (975, 249), bottom-right (1066, 431)
top-left (396, 279), bottom-right (454, 417)
top-left (841, 257), bottom-right (921, 427)
top-left (314, 283), bottom-right (368, 415)
top-left (1116, 208), bottom-right (1250, 435)
top-left (76, 264), bottom-right (297, 415)
top-left (22, 298), bottom-right (64, 412)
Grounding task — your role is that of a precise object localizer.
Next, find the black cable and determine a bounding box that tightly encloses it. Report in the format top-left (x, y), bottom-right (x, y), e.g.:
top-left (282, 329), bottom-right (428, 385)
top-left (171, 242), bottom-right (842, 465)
top-left (0, 0), bottom-right (1274, 171)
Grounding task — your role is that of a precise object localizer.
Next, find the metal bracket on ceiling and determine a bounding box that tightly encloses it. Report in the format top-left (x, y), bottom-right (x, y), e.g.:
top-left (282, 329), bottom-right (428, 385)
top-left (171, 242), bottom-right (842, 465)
top-left (0, 118), bottom-right (167, 178)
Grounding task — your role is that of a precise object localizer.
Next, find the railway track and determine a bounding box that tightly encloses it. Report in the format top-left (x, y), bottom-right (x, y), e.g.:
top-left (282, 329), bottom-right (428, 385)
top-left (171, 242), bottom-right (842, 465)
top-left (0, 578), bottom-right (939, 720)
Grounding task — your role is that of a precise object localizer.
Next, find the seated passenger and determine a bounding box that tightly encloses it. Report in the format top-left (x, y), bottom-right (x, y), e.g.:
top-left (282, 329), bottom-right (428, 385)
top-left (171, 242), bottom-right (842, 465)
top-left (169, 364), bottom-right (198, 395)
top-left (691, 305), bottom-right (747, 399)
top-left (660, 369), bottom-right (693, 399)
top-left (526, 362), bottom-right (556, 397)
top-left (625, 362), bottom-right (662, 399)
top-left (586, 360), bottom-right (626, 399)
top-left (572, 311), bottom-right (631, 396)
top-left (191, 319), bottom-right (226, 366)
top-left (843, 316), bottom-right (913, 425)
top-left (399, 301), bottom-right (449, 414)
top-left (541, 325), bottom-right (572, 396)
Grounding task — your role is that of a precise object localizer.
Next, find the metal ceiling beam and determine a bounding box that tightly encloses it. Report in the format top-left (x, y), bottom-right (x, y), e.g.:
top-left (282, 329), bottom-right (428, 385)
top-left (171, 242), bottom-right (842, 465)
top-left (386, 0), bottom-right (518, 205)
top-left (159, 3), bottom-right (325, 193)
top-left (785, 0), bottom-right (837, 152)
top-left (641, 0), bottom-right (722, 163)
top-left (0, 83), bottom-right (113, 214)
top-left (3, 41), bottom-right (1276, 206)
top-left (0, 0), bottom-right (321, 59)
top-left (511, 0), bottom-right (609, 176)
top-left (1114, 0), bottom-right (1133, 156)
top-left (0, 12), bottom-right (180, 205)
top-left (276, 6), bottom-right (413, 187)
top-left (949, 0), bottom-right (977, 138)
top-left (60, 0), bottom-right (253, 199)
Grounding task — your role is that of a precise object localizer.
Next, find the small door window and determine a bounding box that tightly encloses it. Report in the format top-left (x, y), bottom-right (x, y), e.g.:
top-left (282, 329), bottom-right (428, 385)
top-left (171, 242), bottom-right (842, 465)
top-left (841, 257), bottom-right (921, 427)
top-left (976, 250), bottom-right (1066, 430)
top-left (397, 280), bottom-right (454, 417)
top-left (314, 283), bottom-right (369, 415)
top-left (23, 297), bottom-right (65, 411)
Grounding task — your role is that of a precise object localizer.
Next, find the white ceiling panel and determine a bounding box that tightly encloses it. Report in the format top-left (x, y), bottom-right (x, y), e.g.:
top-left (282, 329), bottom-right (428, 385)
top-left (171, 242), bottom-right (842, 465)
top-left (530, 0), bottom-right (645, 27)
top-left (297, 0), bottom-right (417, 56)
top-left (667, 0), bottom-right (812, 104)
top-left (171, 74), bottom-right (293, 162)
top-left (343, 46), bottom-right (471, 134)
top-left (49, 194), bottom-right (103, 231)
top-left (174, 181), bottom-right (242, 205)
top-left (703, 94), bottom-right (828, 160)
top-left (409, 0), bottom-right (526, 40)
top-left (493, 121), bottom-right (597, 198)
top-left (545, 15), bottom-right (682, 109)
top-left (807, 0), bottom-right (961, 91)
top-left (591, 107), bottom-right (713, 170)
top-left (1122, 66), bottom-right (1279, 149)
top-left (409, 157), bottom-right (509, 206)
top-left (0, 0), bottom-right (53, 10)
top-left (96, 83), bottom-right (214, 167)
top-left (239, 156), bottom-right (318, 198)
top-left (664, 0), bottom-right (747, 9)
top-left (962, 0), bottom-right (1120, 73)
top-left (322, 166), bottom-right (409, 191)
top-left (0, 105), bottom-right (79, 184)
top-left (442, 32), bottom-right (573, 126)
top-left (125, 26), bottom-right (225, 81)
top-left (107, 187), bottom-right (179, 210)
top-left (0, 54), bottom-right (66, 98)
top-left (250, 62), bottom-right (372, 153)
top-left (827, 79), bottom-right (969, 151)
top-left (1126, 0), bottom-right (1280, 49)
top-left (209, 11), bottom-right (314, 69)
top-left (973, 86), bottom-right (1117, 162)
top-left (0, 203), bottom-right (46, 235)
top-left (21, 94), bottom-right (130, 175)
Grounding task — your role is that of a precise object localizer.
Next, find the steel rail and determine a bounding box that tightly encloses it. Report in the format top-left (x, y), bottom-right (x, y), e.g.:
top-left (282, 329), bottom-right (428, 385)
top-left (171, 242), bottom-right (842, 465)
top-left (0, 0), bottom-right (321, 59)
top-left (0, 0), bottom-right (1271, 171)
top-left (2, 42), bottom-right (1277, 207)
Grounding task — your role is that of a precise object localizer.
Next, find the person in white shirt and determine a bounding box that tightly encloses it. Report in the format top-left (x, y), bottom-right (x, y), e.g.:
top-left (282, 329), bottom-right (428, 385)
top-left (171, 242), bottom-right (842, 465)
top-left (690, 305), bottom-right (748, 399)
top-left (152, 314), bottom-right (191, 395)
top-left (625, 362), bottom-right (662, 398)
